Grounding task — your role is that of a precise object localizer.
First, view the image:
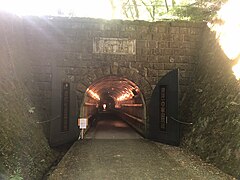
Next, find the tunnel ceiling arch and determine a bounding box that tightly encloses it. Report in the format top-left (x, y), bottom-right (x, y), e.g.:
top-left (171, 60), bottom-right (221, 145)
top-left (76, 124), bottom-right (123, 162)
top-left (86, 76), bottom-right (141, 102)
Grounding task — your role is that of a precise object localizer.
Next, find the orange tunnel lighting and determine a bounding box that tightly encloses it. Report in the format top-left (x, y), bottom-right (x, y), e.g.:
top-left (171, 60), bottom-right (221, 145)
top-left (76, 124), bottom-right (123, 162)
top-left (117, 91), bottom-right (134, 101)
top-left (87, 89), bottom-right (100, 101)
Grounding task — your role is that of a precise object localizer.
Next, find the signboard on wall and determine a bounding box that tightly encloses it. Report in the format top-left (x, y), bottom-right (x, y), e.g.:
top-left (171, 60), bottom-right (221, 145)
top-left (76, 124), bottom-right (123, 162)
top-left (93, 37), bottom-right (136, 55)
top-left (61, 82), bottom-right (70, 132)
top-left (159, 85), bottom-right (167, 131)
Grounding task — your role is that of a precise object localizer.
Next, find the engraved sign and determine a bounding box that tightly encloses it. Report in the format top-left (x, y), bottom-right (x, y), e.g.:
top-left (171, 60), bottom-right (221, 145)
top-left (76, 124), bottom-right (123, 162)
top-left (160, 85), bottom-right (167, 131)
top-left (61, 82), bottom-right (70, 132)
top-left (93, 37), bottom-right (136, 55)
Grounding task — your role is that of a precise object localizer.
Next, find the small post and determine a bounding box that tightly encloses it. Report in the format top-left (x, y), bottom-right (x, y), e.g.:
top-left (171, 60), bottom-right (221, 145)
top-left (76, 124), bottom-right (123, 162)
top-left (81, 129), bottom-right (84, 139)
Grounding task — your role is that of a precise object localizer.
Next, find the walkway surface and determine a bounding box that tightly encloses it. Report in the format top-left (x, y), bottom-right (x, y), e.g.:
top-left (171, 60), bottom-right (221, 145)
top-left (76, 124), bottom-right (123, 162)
top-left (84, 115), bottom-right (142, 139)
top-left (48, 115), bottom-right (235, 180)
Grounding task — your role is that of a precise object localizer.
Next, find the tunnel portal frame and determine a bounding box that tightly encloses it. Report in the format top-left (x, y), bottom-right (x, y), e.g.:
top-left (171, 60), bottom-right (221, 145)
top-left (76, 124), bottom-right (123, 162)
top-left (49, 65), bottom-right (152, 146)
top-left (50, 63), bottom-right (180, 147)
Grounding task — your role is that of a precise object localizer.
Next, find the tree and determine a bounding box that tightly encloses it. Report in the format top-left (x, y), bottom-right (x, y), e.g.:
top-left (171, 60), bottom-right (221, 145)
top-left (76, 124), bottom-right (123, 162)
top-left (119, 0), bottom-right (226, 21)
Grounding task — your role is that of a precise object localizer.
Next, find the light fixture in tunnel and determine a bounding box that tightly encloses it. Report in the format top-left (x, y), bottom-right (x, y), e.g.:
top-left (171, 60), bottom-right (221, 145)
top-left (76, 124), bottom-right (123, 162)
top-left (132, 89), bottom-right (138, 96)
top-left (84, 76), bottom-right (141, 103)
top-left (117, 91), bottom-right (134, 102)
top-left (103, 104), bottom-right (107, 110)
top-left (86, 89), bottom-right (100, 101)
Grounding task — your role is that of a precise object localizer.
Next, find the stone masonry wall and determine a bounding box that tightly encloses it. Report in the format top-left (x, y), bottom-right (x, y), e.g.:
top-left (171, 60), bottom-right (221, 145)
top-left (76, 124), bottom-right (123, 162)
top-left (181, 27), bottom-right (240, 178)
top-left (23, 16), bottom-right (205, 135)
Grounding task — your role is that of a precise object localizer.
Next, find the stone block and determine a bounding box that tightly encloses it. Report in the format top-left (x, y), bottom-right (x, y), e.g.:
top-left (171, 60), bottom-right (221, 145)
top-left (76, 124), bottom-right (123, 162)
top-left (173, 49), bottom-right (185, 56)
top-left (164, 63), bottom-right (176, 70)
top-left (163, 49), bottom-right (174, 55)
top-left (183, 35), bottom-right (192, 42)
top-left (154, 48), bottom-right (162, 55)
top-left (136, 48), bottom-right (142, 55)
top-left (131, 62), bottom-right (142, 69)
top-left (158, 56), bottom-right (170, 63)
top-left (157, 26), bottom-right (168, 33)
top-left (170, 42), bottom-right (179, 48)
top-left (147, 56), bottom-right (158, 62)
top-left (171, 34), bottom-right (183, 42)
top-left (161, 34), bottom-right (171, 41)
top-left (179, 42), bottom-right (191, 49)
top-left (190, 27), bottom-right (201, 35)
top-left (110, 63), bottom-right (118, 75)
top-left (167, 56), bottom-right (180, 63)
top-left (153, 63), bottom-right (164, 70)
top-left (158, 70), bottom-right (170, 77)
top-left (180, 70), bottom-right (192, 78)
top-left (148, 69), bottom-right (158, 77)
top-left (157, 41), bottom-right (168, 48)
top-left (136, 40), bottom-right (147, 48)
top-left (185, 48), bottom-right (198, 56)
top-left (179, 56), bottom-right (191, 63)
top-left (170, 27), bottom-right (179, 34)
top-left (148, 41), bottom-right (158, 48)
top-left (125, 25), bottom-right (136, 32)
top-left (176, 63), bottom-right (191, 70)
top-left (180, 27), bottom-right (190, 34)
top-left (118, 67), bottom-right (128, 76)
top-left (136, 55), bottom-right (147, 62)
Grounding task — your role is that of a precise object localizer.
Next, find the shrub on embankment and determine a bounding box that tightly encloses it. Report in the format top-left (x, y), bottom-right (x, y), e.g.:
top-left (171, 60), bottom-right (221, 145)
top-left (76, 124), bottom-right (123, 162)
top-left (181, 26), bottom-right (240, 178)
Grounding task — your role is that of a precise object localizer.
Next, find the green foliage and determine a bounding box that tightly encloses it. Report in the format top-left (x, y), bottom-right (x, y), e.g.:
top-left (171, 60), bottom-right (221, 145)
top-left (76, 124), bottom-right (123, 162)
top-left (166, 0), bottom-right (227, 21)
top-left (9, 168), bottom-right (23, 180)
top-left (168, 5), bottom-right (214, 21)
top-left (120, 0), bottom-right (226, 21)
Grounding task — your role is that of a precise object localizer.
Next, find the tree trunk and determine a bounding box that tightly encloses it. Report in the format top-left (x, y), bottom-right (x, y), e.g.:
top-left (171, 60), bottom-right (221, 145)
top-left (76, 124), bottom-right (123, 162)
top-left (141, 0), bottom-right (154, 21)
top-left (172, 0), bottom-right (175, 7)
top-left (109, 0), bottom-right (116, 18)
top-left (164, 0), bottom-right (169, 12)
top-left (132, 0), bottom-right (139, 18)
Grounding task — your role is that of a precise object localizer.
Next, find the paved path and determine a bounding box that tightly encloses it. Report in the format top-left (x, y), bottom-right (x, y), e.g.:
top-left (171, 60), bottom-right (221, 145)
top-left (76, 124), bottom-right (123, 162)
top-left (48, 117), bottom-right (235, 180)
top-left (85, 116), bottom-right (142, 139)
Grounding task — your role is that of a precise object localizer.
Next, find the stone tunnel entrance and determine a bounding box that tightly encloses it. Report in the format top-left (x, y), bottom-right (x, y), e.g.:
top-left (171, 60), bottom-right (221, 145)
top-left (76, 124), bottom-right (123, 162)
top-left (25, 17), bottom-right (203, 148)
top-left (80, 76), bottom-right (147, 139)
top-left (49, 65), bottom-right (180, 147)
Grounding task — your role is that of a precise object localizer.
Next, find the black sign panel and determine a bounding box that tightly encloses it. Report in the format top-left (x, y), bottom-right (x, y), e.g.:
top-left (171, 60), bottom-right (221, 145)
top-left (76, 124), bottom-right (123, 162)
top-left (50, 67), bottom-right (78, 147)
top-left (149, 69), bottom-right (180, 146)
top-left (61, 82), bottom-right (70, 132)
top-left (160, 85), bottom-right (167, 131)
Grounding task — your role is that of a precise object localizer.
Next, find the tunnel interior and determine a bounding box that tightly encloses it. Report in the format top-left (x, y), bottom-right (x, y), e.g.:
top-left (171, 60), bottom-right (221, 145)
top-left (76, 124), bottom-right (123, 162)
top-left (79, 76), bottom-right (146, 137)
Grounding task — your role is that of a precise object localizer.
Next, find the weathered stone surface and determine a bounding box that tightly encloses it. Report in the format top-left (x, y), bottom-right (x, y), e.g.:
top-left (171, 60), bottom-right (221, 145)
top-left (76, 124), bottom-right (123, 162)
top-left (22, 17), bottom-right (204, 116)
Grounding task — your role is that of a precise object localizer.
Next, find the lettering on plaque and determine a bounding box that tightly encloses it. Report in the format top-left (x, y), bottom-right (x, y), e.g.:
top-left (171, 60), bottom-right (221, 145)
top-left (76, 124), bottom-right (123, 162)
top-left (159, 85), bottom-right (167, 131)
top-left (61, 82), bottom-right (70, 132)
top-left (93, 37), bottom-right (136, 55)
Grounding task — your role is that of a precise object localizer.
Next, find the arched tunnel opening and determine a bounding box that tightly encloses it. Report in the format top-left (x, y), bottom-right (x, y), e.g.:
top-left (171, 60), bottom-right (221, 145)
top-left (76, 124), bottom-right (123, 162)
top-left (79, 76), bottom-right (146, 139)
